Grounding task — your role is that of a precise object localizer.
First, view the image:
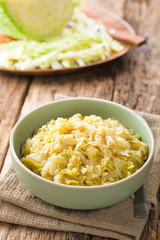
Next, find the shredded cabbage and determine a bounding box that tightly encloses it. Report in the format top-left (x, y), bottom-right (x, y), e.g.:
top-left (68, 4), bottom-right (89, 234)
top-left (0, 10), bottom-right (124, 70)
top-left (21, 114), bottom-right (148, 186)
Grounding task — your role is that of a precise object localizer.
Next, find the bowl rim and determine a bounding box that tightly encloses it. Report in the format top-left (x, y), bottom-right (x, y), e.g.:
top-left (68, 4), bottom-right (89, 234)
top-left (10, 97), bottom-right (155, 190)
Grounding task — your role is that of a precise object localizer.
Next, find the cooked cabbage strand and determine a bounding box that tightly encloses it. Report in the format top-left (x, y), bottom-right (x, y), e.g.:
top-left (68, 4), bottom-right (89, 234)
top-left (21, 114), bottom-right (148, 186)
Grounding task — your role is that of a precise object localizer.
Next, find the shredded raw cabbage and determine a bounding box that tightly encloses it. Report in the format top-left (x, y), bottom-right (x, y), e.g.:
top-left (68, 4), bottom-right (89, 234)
top-left (21, 114), bottom-right (148, 186)
top-left (0, 10), bottom-right (124, 70)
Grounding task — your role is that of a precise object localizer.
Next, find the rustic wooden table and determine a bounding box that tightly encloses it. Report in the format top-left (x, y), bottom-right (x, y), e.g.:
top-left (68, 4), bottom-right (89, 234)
top-left (0, 0), bottom-right (160, 239)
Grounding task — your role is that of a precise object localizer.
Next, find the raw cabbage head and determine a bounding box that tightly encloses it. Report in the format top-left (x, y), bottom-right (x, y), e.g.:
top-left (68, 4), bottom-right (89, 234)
top-left (0, 0), bottom-right (81, 41)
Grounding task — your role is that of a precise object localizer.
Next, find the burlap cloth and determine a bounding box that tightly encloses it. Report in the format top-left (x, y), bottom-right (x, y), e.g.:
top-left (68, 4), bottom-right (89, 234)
top-left (0, 94), bottom-right (160, 240)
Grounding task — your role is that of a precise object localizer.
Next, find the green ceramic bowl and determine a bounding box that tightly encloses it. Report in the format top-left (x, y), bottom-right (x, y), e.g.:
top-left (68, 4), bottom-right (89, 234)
top-left (10, 98), bottom-right (154, 210)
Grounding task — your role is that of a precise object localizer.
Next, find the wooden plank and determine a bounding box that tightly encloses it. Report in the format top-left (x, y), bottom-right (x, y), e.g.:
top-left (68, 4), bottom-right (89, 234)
top-left (0, 73), bottom-right (31, 170)
top-left (87, 0), bottom-right (124, 17)
top-left (112, 0), bottom-right (160, 114)
top-left (18, 65), bottom-right (116, 117)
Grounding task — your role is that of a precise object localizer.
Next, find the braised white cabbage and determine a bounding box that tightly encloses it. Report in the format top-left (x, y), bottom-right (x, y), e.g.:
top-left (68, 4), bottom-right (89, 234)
top-left (21, 114), bottom-right (148, 186)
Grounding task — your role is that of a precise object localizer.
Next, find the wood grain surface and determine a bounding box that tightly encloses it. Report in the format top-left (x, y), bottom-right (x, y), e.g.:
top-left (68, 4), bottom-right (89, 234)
top-left (0, 0), bottom-right (160, 239)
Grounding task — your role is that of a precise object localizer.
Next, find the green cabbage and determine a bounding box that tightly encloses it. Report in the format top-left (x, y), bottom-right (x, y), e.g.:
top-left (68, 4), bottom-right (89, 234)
top-left (0, 0), bottom-right (80, 41)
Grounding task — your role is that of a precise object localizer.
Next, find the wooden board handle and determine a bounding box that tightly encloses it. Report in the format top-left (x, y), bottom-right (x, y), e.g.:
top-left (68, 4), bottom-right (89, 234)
top-left (109, 29), bottom-right (146, 46)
